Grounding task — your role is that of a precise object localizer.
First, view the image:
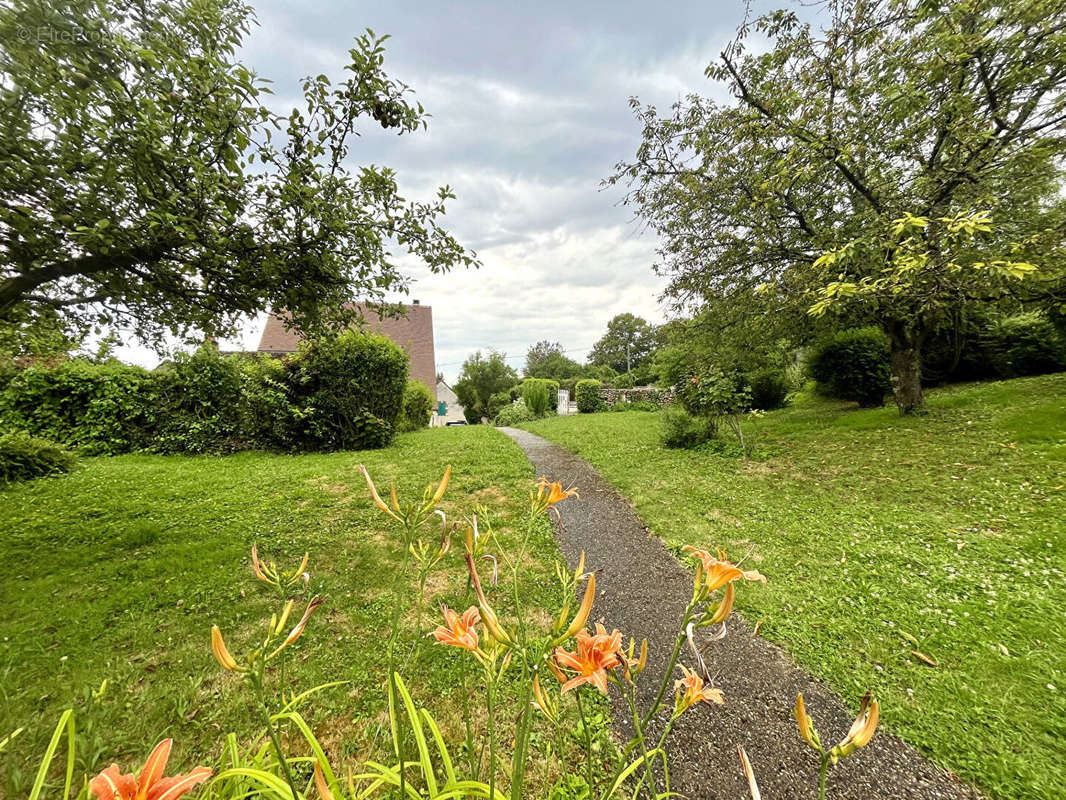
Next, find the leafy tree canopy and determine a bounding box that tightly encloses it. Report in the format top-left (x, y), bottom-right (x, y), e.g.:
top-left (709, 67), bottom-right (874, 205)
top-left (0, 0), bottom-right (477, 349)
top-left (523, 340), bottom-right (583, 379)
top-left (453, 350), bottom-right (518, 422)
top-left (611, 0), bottom-right (1066, 412)
top-left (588, 313), bottom-right (658, 374)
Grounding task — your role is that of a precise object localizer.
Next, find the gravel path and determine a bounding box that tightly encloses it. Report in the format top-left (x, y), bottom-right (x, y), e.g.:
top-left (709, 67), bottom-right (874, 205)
top-left (499, 427), bottom-right (982, 800)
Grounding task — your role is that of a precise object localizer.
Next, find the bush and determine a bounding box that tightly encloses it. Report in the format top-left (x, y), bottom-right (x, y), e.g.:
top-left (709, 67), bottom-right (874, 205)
top-left (398, 380), bottom-right (434, 432)
top-left (659, 406), bottom-right (711, 449)
top-left (462, 404), bottom-right (482, 425)
top-left (0, 430), bottom-right (76, 484)
top-left (522, 381), bottom-right (550, 416)
top-left (613, 372), bottom-right (636, 389)
top-left (284, 332), bottom-right (407, 450)
top-left (0, 358), bottom-right (160, 454)
top-left (747, 367), bottom-right (791, 410)
top-left (152, 345), bottom-right (246, 454)
top-left (807, 328), bottom-right (891, 407)
top-left (487, 391), bottom-right (512, 420)
top-left (521, 378), bottom-right (559, 411)
top-left (985, 311), bottom-right (1066, 378)
top-left (494, 400), bottom-right (535, 426)
top-left (575, 379), bottom-right (604, 413)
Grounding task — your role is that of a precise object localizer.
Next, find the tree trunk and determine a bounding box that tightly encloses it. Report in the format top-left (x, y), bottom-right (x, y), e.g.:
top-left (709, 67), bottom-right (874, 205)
top-left (885, 320), bottom-right (925, 415)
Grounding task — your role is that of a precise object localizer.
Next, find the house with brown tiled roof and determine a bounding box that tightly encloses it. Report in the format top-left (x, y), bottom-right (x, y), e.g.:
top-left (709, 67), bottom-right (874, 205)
top-left (257, 302), bottom-right (437, 400)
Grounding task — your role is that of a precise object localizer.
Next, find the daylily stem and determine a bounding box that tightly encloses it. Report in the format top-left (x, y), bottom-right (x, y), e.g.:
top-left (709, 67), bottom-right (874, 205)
top-left (487, 673), bottom-right (498, 800)
top-left (625, 684), bottom-right (657, 800)
top-left (251, 672), bottom-right (301, 800)
top-left (819, 755), bottom-right (830, 800)
top-left (641, 603), bottom-right (695, 727)
top-left (575, 689), bottom-right (596, 794)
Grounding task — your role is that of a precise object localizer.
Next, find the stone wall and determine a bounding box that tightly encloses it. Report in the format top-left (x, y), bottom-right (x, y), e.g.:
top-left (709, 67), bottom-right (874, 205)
top-left (600, 386), bottom-right (675, 408)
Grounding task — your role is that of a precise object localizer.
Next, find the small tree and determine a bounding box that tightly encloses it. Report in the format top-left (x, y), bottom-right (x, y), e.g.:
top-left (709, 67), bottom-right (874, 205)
top-left (453, 351), bottom-right (518, 423)
top-left (589, 314), bottom-right (658, 374)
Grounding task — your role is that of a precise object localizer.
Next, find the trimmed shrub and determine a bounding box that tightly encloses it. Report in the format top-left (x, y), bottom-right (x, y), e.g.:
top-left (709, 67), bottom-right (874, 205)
top-left (488, 390), bottom-right (513, 420)
top-left (747, 367), bottom-right (791, 410)
top-left (659, 406), bottom-right (711, 449)
top-left (985, 311), bottom-right (1066, 378)
top-left (522, 380), bottom-right (550, 416)
top-left (575, 379), bottom-right (604, 413)
top-left (462, 404), bottom-right (482, 425)
top-left (0, 358), bottom-right (160, 454)
top-left (0, 430), bottom-right (76, 484)
top-left (284, 331), bottom-right (408, 450)
top-left (238, 354), bottom-right (294, 449)
top-left (521, 378), bottom-right (559, 412)
top-left (807, 328), bottom-right (891, 408)
top-left (398, 380), bottom-right (434, 432)
top-left (494, 400), bottom-right (535, 426)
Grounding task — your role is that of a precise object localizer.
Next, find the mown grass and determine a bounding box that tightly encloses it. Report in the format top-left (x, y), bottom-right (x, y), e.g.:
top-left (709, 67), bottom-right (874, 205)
top-left (521, 373), bottom-right (1066, 800)
top-left (0, 426), bottom-right (601, 797)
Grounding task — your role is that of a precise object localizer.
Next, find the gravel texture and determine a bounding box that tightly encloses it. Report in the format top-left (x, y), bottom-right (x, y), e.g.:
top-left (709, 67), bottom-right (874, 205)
top-left (499, 427), bottom-right (982, 800)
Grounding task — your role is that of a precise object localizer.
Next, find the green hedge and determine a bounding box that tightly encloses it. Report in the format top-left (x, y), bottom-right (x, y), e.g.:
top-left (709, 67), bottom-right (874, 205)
top-left (0, 430), bottom-right (76, 484)
top-left (494, 400), bottom-right (535, 426)
top-left (0, 333), bottom-right (409, 454)
top-left (575, 379), bottom-right (604, 413)
top-left (398, 380), bottom-right (434, 432)
top-left (985, 311), bottom-right (1066, 378)
top-left (521, 378), bottom-right (559, 412)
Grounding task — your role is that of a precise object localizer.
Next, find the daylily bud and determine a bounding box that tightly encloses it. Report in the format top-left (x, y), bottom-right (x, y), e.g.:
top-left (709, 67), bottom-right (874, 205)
top-left (268, 595), bottom-right (325, 659)
top-left (633, 638), bottom-right (648, 676)
top-left (251, 543), bottom-right (273, 584)
top-left (573, 551), bottom-right (586, 582)
top-left (290, 552), bottom-right (309, 583)
top-left (465, 553), bottom-right (512, 645)
top-left (531, 674), bottom-right (558, 722)
top-left (390, 484), bottom-right (400, 514)
top-left (737, 745), bottom-right (761, 800)
top-left (275, 599), bottom-right (295, 635)
top-left (359, 465), bottom-right (401, 522)
top-left (314, 761), bottom-right (335, 800)
top-left (430, 465), bottom-right (452, 505)
top-left (794, 693), bottom-right (820, 751)
top-left (546, 654), bottom-right (568, 684)
top-left (556, 573), bottom-right (596, 643)
top-left (211, 625), bottom-right (240, 671)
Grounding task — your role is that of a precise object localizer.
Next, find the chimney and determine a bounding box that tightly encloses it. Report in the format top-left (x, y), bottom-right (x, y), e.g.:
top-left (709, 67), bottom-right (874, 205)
top-left (412, 299), bottom-right (420, 305)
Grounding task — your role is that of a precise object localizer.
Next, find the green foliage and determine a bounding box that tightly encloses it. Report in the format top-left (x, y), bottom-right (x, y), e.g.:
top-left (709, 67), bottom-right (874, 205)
top-left (0, 359), bottom-right (159, 454)
top-left (494, 400), bottom-right (536, 426)
top-left (659, 405), bottom-right (710, 449)
top-left (453, 351), bottom-right (519, 423)
top-left (524, 341), bottom-right (583, 380)
top-left (611, 400), bottom-right (659, 412)
top-left (747, 367), bottom-right (792, 410)
top-left (985, 311), bottom-right (1066, 378)
top-left (588, 314), bottom-right (659, 373)
top-left (283, 332), bottom-right (407, 451)
top-left (0, 430), bottom-right (75, 484)
top-left (613, 0), bottom-right (1066, 413)
top-left (398, 380), bottom-right (435, 433)
top-left (487, 390), bottom-right (512, 420)
top-left (521, 381), bottom-right (550, 416)
top-left (677, 367), bottom-right (749, 419)
top-left (0, 4), bottom-right (477, 346)
top-left (521, 378), bottom-right (559, 413)
top-left (612, 372), bottom-right (636, 389)
top-left (152, 345), bottom-right (245, 454)
top-left (575, 379), bottom-right (604, 413)
top-left (808, 328), bottom-right (892, 408)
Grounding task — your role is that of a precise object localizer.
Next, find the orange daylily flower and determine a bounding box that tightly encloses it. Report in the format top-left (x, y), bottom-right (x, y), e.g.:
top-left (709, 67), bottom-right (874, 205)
top-left (90, 739), bottom-right (211, 800)
top-left (682, 546), bottom-right (766, 591)
top-left (431, 605), bottom-right (481, 651)
top-left (553, 624), bottom-right (626, 694)
top-left (674, 665), bottom-right (725, 713)
top-left (534, 478), bottom-right (579, 513)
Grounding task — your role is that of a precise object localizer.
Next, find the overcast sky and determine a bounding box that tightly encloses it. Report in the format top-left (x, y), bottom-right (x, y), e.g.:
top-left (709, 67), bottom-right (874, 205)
top-left (117, 0), bottom-right (762, 382)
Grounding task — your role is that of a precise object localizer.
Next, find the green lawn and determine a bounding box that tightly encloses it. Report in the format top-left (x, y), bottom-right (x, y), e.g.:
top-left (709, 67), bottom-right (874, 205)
top-left (0, 426), bottom-right (592, 797)
top-left (521, 374), bottom-right (1066, 800)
